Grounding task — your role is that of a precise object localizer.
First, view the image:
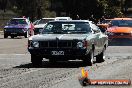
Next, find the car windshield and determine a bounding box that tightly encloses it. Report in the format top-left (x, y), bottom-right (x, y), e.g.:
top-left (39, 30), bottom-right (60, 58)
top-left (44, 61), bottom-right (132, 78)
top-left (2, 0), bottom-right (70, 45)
top-left (9, 19), bottom-right (27, 25)
top-left (42, 22), bottom-right (91, 34)
top-left (37, 19), bottom-right (54, 24)
top-left (110, 20), bottom-right (132, 27)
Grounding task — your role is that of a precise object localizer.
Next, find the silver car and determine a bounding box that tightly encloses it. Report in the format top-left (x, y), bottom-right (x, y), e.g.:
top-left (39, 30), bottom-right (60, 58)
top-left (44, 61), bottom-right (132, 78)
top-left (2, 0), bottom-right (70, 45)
top-left (28, 20), bottom-right (108, 66)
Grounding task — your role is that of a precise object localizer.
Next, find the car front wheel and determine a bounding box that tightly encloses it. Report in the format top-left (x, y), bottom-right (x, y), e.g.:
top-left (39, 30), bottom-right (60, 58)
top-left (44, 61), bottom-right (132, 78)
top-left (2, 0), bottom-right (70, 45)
top-left (96, 48), bottom-right (105, 63)
top-left (4, 34), bottom-right (8, 38)
top-left (83, 50), bottom-right (94, 66)
top-left (31, 54), bottom-right (43, 67)
top-left (11, 35), bottom-right (14, 38)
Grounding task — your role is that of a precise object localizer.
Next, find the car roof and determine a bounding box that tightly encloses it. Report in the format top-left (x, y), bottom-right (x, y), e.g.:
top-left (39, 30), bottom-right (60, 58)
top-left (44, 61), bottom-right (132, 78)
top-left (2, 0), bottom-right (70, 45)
top-left (112, 18), bottom-right (132, 20)
top-left (55, 17), bottom-right (70, 18)
top-left (55, 17), bottom-right (72, 20)
top-left (12, 18), bottom-right (27, 20)
top-left (105, 19), bottom-right (113, 20)
top-left (49, 20), bottom-right (90, 23)
top-left (42, 18), bottom-right (55, 19)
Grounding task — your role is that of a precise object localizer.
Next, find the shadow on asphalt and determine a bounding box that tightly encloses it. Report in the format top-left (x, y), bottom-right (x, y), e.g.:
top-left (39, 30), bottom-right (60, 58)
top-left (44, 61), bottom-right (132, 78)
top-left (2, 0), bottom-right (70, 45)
top-left (14, 60), bottom-right (95, 68)
top-left (108, 39), bottom-right (132, 46)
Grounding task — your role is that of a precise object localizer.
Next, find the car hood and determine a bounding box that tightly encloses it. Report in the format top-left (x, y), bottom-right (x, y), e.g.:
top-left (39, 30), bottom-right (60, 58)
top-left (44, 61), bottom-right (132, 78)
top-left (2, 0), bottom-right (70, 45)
top-left (29, 34), bottom-right (89, 41)
top-left (107, 26), bottom-right (132, 33)
top-left (34, 24), bottom-right (46, 28)
top-left (4, 24), bottom-right (29, 29)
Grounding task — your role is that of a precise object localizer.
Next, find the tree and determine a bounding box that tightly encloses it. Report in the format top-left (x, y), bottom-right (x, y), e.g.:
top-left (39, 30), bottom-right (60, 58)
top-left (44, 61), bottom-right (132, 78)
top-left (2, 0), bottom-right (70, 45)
top-left (0, 0), bottom-right (8, 12)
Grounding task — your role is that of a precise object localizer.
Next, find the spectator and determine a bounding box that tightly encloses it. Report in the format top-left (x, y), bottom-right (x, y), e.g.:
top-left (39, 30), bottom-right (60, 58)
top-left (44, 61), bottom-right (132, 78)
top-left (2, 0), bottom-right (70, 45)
top-left (30, 22), bottom-right (35, 36)
top-left (89, 14), bottom-right (96, 23)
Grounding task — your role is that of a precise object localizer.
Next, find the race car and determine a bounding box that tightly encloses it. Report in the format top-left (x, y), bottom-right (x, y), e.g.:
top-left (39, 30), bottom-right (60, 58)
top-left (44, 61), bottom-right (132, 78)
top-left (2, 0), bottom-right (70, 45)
top-left (97, 19), bottom-right (112, 33)
top-left (106, 18), bottom-right (132, 39)
top-left (28, 20), bottom-right (108, 66)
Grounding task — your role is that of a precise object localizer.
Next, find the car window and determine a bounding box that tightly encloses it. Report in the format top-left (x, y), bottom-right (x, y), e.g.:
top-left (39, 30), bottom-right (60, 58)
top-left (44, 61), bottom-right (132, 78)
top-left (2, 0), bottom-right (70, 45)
top-left (37, 19), bottom-right (54, 24)
top-left (111, 20), bottom-right (132, 27)
top-left (9, 19), bottom-right (28, 25)
top-left (42, 22), bottom-right (91, 34)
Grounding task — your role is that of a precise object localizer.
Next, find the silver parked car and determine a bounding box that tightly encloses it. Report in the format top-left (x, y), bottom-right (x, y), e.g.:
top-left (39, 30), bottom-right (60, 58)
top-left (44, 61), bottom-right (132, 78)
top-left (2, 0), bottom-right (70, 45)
top-left (28, 20), bottom-right (108, 66)
top-left (34, 18), bottom-right (55, 35)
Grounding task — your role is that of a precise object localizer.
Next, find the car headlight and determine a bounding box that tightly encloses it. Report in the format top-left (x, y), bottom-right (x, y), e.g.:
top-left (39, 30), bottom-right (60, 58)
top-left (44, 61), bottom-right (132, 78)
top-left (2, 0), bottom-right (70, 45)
top-left (77, 42), bottom-right (83, 48)
top-left (32, 41), bottom-right (39, 48)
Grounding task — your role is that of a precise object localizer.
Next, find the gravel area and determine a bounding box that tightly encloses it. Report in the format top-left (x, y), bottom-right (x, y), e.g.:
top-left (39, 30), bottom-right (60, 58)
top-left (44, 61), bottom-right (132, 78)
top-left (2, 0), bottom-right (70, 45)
top-left (0, 34), bottom-right (132, 88)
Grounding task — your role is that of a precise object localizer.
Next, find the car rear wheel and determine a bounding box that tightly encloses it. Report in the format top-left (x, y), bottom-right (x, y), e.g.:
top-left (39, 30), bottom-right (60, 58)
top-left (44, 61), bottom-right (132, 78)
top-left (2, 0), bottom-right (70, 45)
top-left (96, 48), bottom-right (105, 63)
top-left (31, 54), bottom-right (43, 67)
top-left (49, 59), bottom-right (57, 63)
top-left (83, 50), bottom-right (94, 66)
top-left (11, 35), bottom-right (14, 38)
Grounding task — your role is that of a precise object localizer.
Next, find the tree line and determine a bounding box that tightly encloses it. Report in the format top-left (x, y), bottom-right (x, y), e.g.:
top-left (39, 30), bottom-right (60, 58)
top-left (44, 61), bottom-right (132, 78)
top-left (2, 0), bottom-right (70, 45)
top-left (0, 0), bottom-right (130, 21)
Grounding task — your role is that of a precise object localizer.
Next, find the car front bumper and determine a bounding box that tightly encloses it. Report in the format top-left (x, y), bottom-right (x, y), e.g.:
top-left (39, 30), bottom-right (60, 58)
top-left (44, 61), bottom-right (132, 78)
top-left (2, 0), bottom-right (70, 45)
top-left (28, 47), bottom-right (89, 59)
top-left (108, 33), bottom-right (132, 39)
top-left (4, 29), bottom-right (26, 36)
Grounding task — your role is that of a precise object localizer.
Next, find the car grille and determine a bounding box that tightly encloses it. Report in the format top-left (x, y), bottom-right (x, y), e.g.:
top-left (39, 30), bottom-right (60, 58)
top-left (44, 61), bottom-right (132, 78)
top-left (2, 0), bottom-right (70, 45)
top-left (39, 40), bottom-right (77, 48)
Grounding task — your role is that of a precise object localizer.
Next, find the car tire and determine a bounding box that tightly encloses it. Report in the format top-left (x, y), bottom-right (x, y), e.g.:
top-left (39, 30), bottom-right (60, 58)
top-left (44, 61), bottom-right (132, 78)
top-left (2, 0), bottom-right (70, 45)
top-left (4, 34), bottom-right (8, 38)
top-left (96, 48), bottom-right (105, 63)
top-left (49, 58), bottom-right (57, 63)
top-left (11, 35), bottom-right (14, 38)
top-left (24, 31), bottom-right (29, 38)
top-left (83, 50), bottom-right (94, 66)
top-left (31, 54), bottom-right (42, 67)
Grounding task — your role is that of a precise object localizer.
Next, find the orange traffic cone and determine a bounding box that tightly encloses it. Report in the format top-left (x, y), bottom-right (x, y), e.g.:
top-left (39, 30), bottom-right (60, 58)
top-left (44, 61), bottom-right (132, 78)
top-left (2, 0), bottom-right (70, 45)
top-left (79, 68), bottom-right (91, 86)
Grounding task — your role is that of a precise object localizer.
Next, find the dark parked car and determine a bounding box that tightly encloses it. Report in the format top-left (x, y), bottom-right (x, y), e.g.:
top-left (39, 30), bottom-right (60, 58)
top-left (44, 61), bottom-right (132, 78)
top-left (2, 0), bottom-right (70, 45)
top-left (4, 18), bottom-right (33, 38)
top-left (28, 20), bottom-right (108, 66)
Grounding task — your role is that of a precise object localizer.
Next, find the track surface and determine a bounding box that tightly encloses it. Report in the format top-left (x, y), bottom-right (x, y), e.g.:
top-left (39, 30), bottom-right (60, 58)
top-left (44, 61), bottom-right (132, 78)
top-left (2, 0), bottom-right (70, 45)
top-left (0, 34), bottom-right (132, 88)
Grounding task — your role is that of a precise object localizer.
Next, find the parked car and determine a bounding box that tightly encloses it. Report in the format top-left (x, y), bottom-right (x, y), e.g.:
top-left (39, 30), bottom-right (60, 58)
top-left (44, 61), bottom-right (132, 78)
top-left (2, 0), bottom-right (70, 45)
top-left (28, 20), bottom-right (108, 66)
top-left (97, 19), bottom-right (112, 33)
top-left (33, 19), bottom-right (40, 25)
top-left (55, 17), bottom-right (72, 21)
top-left (4, 18), bottom-right (33, 38)
top-left (34, 18), bottom-right (55, 35)
top-left (106, 18), bottom-right (132, 39)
